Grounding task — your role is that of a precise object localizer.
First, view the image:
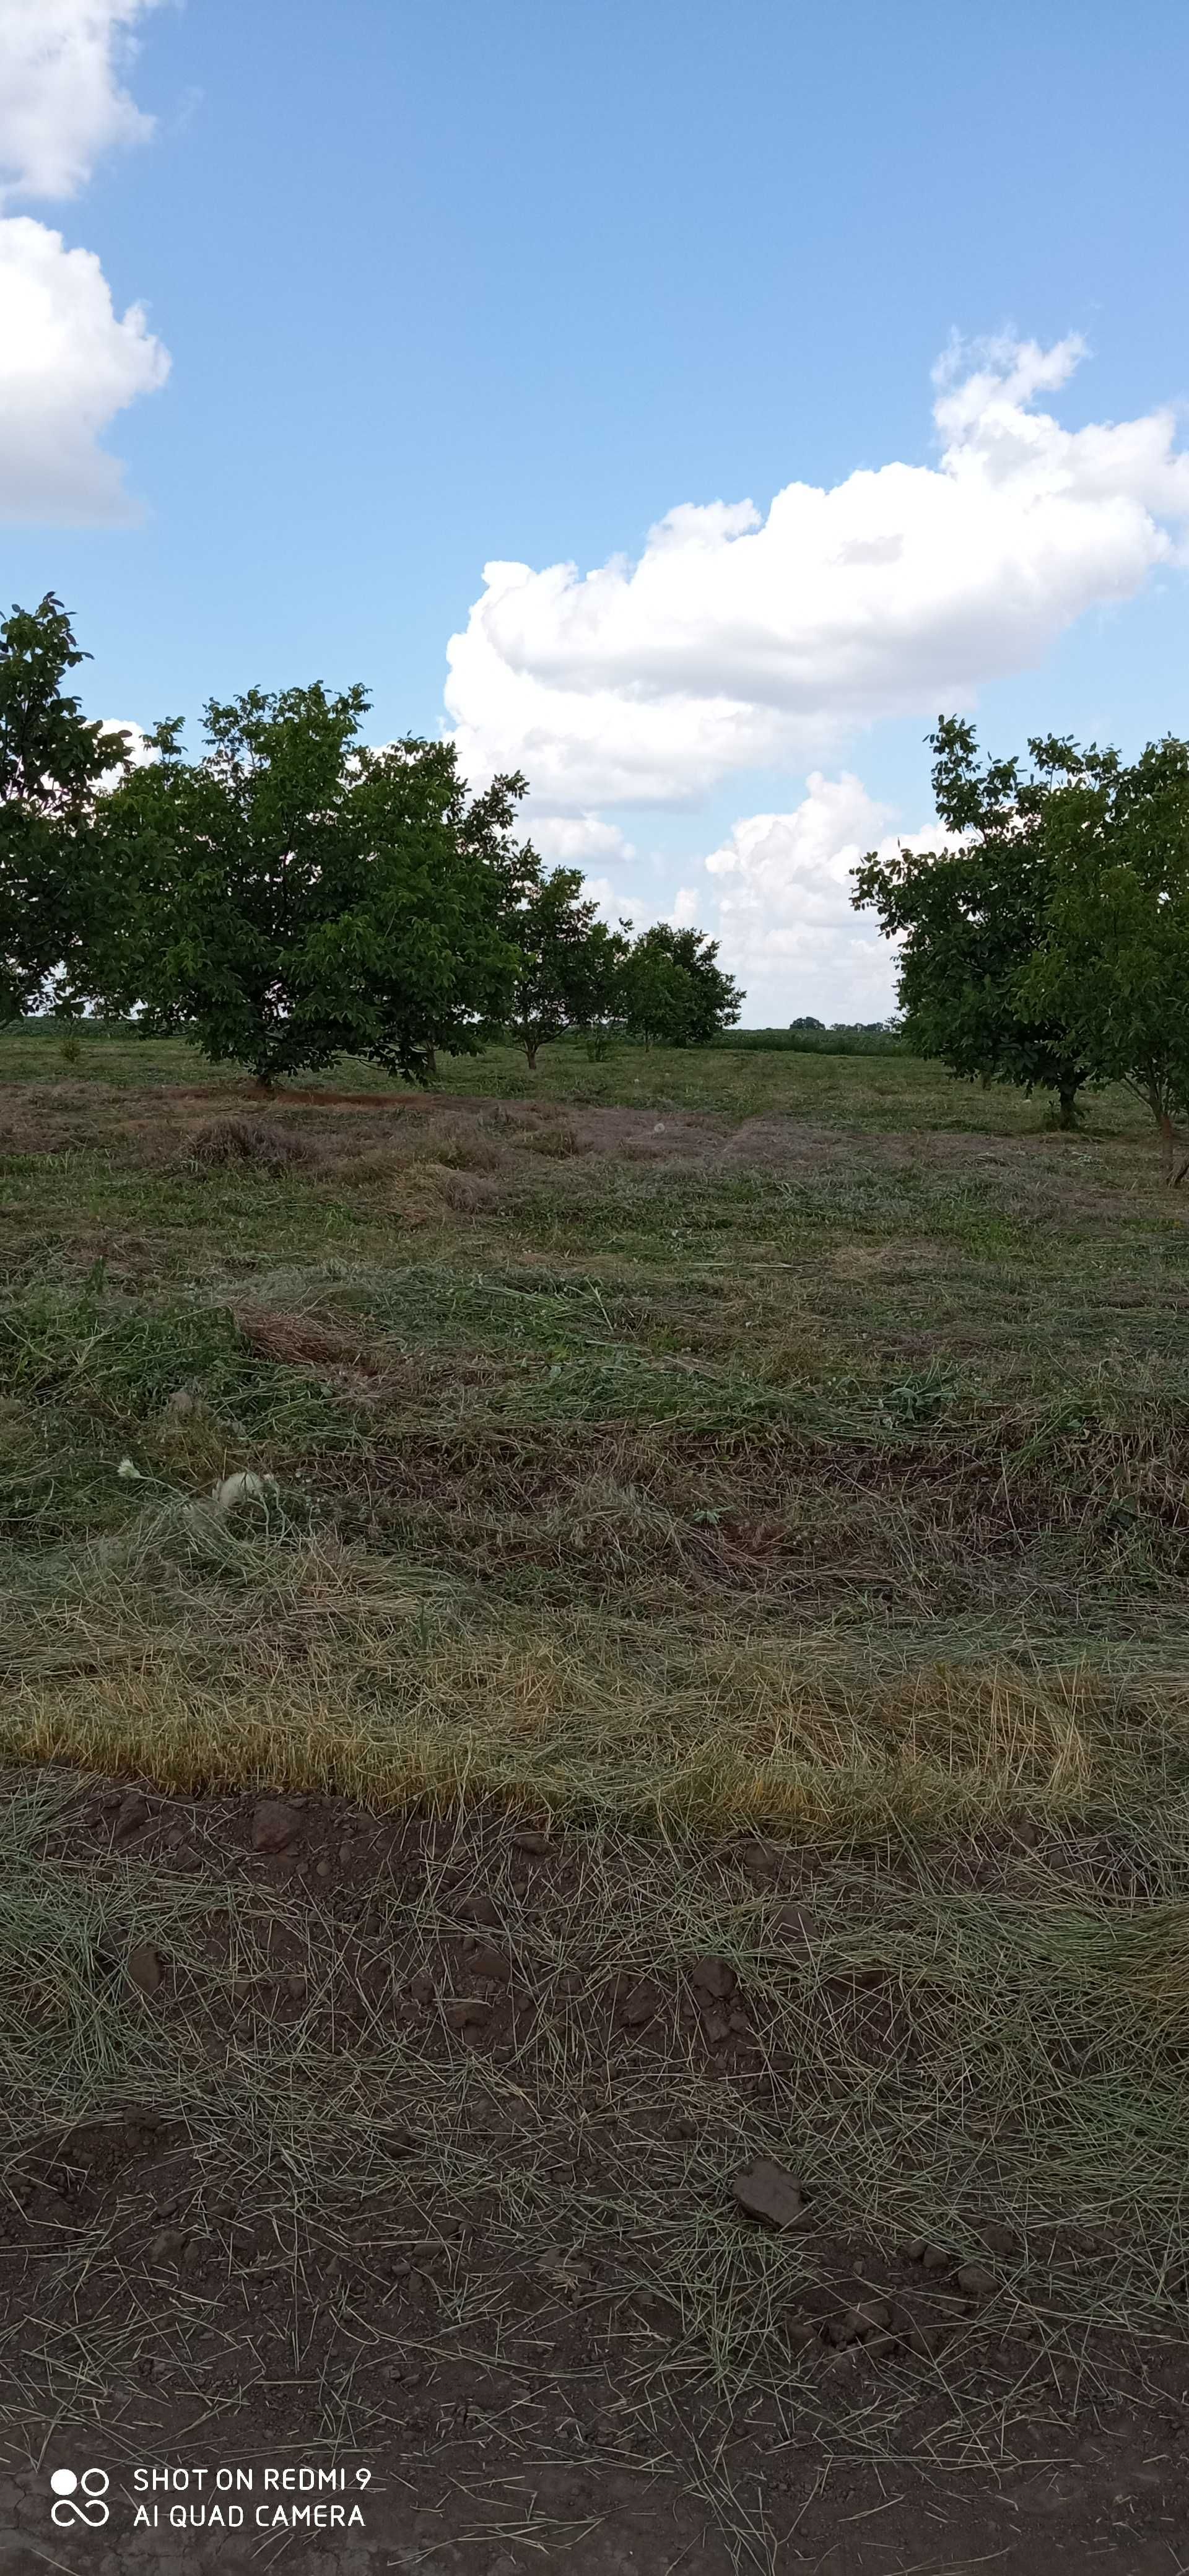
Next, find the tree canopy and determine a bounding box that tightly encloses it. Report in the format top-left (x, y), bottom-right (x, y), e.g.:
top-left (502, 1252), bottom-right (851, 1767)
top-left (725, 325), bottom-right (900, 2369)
top-left (494, 856), bottom-right (630, 1068)
top-left (1017, 733), bottom-right (1189, 1169)
top-left (0, 594), bottom-right (128, 1024)
top-left (852, 717), bottom-right (1093, 1126)
top-left (620, 924), bottom-right (742, 1048)
top-left (87, 686), bottom-right (525, 1085)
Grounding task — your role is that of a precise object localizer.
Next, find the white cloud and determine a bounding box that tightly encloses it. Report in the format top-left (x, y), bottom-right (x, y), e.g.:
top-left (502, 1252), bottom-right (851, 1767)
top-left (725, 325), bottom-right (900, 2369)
top-left (0, 1), bottom-right (169, 525)
top-left (96, 715), bottom-right (155, 786)
top-left (580, 875), bottom-right (651, 930)
top-left (446, 339), bottom-right (1189, 811)
top-left (529, 812), bottom-right (636, 867)
top-left (0, 0), bottom-right (162, 204)
top-left (677, 773), bottom-right (957, 1022)
top-left (0, 215), bottom-right (169, 523)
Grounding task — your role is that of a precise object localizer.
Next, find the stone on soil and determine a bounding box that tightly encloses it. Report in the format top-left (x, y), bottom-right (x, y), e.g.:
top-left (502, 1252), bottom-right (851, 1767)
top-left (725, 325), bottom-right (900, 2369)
top-left (691, 1954), bottom-right (736, 2001)
top-left (251, 1798), bottom-right (303, 1853)
top-left (731, 2159), bottom-right (811, 2230)
top-left (112, 1792), bottom-right (149, 1842)
top-left (126, 1941), bottom-right (162, 1995)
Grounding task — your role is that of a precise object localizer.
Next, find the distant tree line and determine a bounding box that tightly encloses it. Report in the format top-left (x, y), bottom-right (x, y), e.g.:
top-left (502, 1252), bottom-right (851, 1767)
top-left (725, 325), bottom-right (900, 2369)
top-left (0, 597), bottom-right (742, 1086)
top-left (855, 715), bottom-right (1189, 1174)
top-left (714, 1021), bottom-right (904, 1055)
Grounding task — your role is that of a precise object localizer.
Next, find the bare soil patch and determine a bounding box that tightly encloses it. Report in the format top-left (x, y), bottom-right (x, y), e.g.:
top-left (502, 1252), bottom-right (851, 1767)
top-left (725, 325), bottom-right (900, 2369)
top-left (3, 1778), bottom-right (1188, 2574)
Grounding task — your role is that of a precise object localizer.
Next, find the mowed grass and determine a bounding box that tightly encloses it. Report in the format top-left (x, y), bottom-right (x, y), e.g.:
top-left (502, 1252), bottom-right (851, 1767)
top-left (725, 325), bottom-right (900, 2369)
top-left (4, 1023), bottom-right (1189, 2482)
top-left (0, 1018), bottom-right (1187, 1831)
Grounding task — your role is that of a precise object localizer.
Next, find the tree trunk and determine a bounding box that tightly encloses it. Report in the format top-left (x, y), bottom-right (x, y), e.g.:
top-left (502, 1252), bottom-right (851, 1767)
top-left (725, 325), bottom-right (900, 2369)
top-left (1156, 1108), bottom-right (1189, 1184)
top-left (1058, 1079), bottom-right (1079, 1130)
top-left (524, 1040), bottom-right (538, 1070)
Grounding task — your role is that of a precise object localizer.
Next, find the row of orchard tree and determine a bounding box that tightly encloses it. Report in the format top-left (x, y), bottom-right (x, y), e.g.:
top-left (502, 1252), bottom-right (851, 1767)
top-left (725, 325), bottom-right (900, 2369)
top-left (0, 597), bottom-right (741, 1082)
top-left (856, 718), bottom-right (1189, 1174)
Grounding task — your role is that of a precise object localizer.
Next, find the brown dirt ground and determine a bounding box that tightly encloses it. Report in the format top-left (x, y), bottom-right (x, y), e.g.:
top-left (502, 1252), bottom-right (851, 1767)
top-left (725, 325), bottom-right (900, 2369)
top-left (2, 1782), bottom-right (1187, 2575)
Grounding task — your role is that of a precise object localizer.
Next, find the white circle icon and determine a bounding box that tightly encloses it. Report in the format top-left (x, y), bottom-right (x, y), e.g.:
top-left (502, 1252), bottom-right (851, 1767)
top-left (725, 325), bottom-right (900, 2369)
top-left (50, 2471), bottom-right (77, 2497)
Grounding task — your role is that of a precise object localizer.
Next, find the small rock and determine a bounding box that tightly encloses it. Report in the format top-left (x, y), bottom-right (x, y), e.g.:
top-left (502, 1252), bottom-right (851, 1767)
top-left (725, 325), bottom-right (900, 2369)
top-left (728, 2010), bottom-right (750, 2034)
top-left (772, 1900), bottom-right (821, 1944)
top-left (446, 1998), bottom-right (492, 2030)
top-left (983, 2221), bottom-right (1017, 2255)
top-left (905, 2238), bottom-right (928, 2262)
top-left (921, 2244), bottom-right (951, 2273)
top-left (468, 1943), bottom-right (512, 1983)
top-left (315, 1858), bottom-right (331, 1879)
top-left (731, 2159), bottom-right (811, 2230)
top-left (213, 1469), bottom-right (269, 1513)
top-left (691, 1954), bottom-right (736, 2002)
top-left (457, 1892), bottom-right (500, 1927)
top-left (865, 2330), bottom-right (899, 2358)
top-left (126, 1942), bottom-right (162, 1996)
top-left (956, 2261), bottom-right (996, 2298)
top-left (251, 1799), bottom-right (303, 1854)
top-left (512, 1828), bottom-right (550, 1855)
top-left (702, 2009), bottom-right (730, 2044)
top-left (181, 2235), bottom-right (207, 2269)
top-left (287, 1973), bottom-right (307, 2000)
top-left (853, 2300), bottom-right (892, 2333)
top-left (112, 1792), bottom-right (149, 1843)
top-left (620, 1978), bottom-right (662, 2027)
top-left (409, 1970), bottom-right (436, 2005)
top-left (148, 2228), bottom-right (186, 2266)
top-left (738, 1841), bottom-right (782, 1882)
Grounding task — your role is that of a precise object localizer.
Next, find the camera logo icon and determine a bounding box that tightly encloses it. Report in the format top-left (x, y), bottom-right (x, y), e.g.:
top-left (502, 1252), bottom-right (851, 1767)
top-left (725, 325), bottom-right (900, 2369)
top-left (50, 2468), bottom-right (110, 2528)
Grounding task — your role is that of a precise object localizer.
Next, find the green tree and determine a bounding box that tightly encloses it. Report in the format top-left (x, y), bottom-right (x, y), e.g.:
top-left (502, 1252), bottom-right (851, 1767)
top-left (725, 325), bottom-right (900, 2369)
top-left (1018, 734), bottom-right (1189, 1175)
top-left (88, 684), bottom-right (522, 1086)
top-left (852, 716), bottom-right (1094, 1128)
top-left (497, 859), bottom-right (630, 1068)
top-left (0, 594), bottom-right (129, 1024)
top-left (621, 923), bottom-right (743, 1047)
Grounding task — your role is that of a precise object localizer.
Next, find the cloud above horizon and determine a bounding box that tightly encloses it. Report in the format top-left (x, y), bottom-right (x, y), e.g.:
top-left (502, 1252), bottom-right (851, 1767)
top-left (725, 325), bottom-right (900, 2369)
top-left (673, 773), bottom-right (956, 1023)
top-left (0, 0), bottom-right (169, 525)
top-left (446, 337), bottom-right (1189, 814)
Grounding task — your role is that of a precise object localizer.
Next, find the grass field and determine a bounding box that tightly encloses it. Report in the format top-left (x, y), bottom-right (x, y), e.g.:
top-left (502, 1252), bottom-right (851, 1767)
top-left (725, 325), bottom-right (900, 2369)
top-left (2, 1020), bottom-right (1188, 2565)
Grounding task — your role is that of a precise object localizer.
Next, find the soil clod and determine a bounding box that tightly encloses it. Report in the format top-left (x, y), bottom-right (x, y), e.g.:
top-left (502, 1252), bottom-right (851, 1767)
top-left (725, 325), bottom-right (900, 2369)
top-left (251, 1798), bottom-right (303, 1853)
top-left (731, 2158), bottom-right (811, 2229)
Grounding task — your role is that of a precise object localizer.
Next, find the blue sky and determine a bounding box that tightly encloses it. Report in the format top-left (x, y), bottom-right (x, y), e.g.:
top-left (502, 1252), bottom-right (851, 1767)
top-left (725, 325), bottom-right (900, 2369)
top-left (2, 0), bottom-right (1188, 1019)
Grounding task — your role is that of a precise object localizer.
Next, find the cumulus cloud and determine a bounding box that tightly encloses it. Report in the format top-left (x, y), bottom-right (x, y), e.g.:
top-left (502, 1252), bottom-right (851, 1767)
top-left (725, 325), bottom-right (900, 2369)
top-left (446, 339), bottom-right (1189, 812)
top-left (529, 813), bottom-right (637, 866)
top-left (0, 1), bottom-right (168, 525)
top-left (95, 715), bottom-right (156, 787)
top-left (0, 0), bottom-right (161, 204)
top-left (667, 773), bottom-right (957, 1022)
top-left (0, 216), bottom-right (169, 522)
